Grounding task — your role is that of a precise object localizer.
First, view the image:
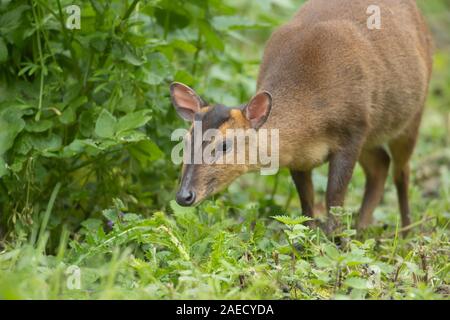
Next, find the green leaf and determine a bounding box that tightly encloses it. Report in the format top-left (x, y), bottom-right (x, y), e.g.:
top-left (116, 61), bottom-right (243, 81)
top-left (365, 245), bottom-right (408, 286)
top-left (0, 5), bottom-right (29, 35)
top-left (142, 53), bottom-right (173, 85)
top-left (343, 250), bottom-right (372, 266)
top-left (79, 109), bottom-right (96, 137)
top-left (170, 200), bottom-right (196, 216)
top-left (0, 37), bottom-right (8, 63)
top-left (174, 70), bottom-right (194, 85)
top-left (0, 157), bottom-right (8, 178)
top-left (15, 134), bottom-right (33, 155)
top-left (344, 277), bottom-right (370, 290)
top-left (60, 107), bottom-right (76, 124)
top-left (95, 109), bottom-right (117, 138)
top-left (30, 133), bottom-right (62, 153)
top-left (123, 213), bottom-right (141, 222)
top-left (102, 209), bottom-right (120, 223)
top-left (170, 39), bottom-right (197, 54)
top-left (60, 96), bottom-right (87, 125)
top-left (61, 139), bottom-right (103, 158)
top-left (0, 107), bottom-right (26, 156)
top-left (122, 47), bottom-right (144, 66)
top-left (324, 244), bottom-right (341, 261)
top-left (67, 95), bottom-right (88, 110)
top-left (25, 120), bottom-right (53, 133)
top-left (116, 110), bottom-right (152, 134)
top-left (128, 139), bottom-right (163, 166)
top-left (116, 95), bottom-right (137, 113)
top-left (116, 130), bottom-right (147, 143)
top-left (10, 156), bottom-right (26, 173)
top-left (81, 218), bottom-right (103, 232)
top-left (199, 20), bottom-right (224, 51)
top-left (272, 215), bottom-right (312, 226)
top-left (154, 7), bottom-right (190, 32)
top-left (314, 256), bottom-right (334, 268)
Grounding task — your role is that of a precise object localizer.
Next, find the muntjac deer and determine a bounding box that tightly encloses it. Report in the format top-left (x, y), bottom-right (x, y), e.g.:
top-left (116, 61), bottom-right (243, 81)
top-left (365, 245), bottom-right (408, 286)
top-left (169, 0), bottom-right (433, 232)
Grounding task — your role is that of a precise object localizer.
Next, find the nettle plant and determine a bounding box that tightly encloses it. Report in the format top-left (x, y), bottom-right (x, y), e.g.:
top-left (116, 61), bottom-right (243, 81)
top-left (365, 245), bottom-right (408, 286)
top-left (0, 0), bottom-right (272, 241)
top-left (56, 199), bottom-right (442, 299)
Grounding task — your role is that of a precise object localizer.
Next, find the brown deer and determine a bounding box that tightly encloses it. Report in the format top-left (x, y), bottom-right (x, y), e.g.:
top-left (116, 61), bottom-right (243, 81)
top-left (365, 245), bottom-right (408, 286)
top-left (169, 0), bottom-right (433, 232)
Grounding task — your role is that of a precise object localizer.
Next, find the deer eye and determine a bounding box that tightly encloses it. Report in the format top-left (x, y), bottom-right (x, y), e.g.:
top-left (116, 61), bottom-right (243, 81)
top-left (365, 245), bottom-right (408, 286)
top-left (222, 140), bottom-right (232, 153)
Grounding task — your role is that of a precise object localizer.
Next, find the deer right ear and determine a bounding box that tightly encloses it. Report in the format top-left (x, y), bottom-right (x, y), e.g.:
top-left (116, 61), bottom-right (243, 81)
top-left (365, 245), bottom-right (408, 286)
top-left (243, 91), bottom-right (272, 129)
top-left (170, 82), bottom-right (205, 121)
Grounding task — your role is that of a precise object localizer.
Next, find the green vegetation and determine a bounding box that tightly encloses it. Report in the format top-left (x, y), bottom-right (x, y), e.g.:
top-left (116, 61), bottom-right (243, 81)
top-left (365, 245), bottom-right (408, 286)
top-left (0, 0), bottom-right (448, 299)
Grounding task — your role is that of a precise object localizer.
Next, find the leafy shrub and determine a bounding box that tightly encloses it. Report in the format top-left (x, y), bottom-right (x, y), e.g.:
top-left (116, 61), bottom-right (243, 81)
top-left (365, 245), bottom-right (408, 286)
top-left (0, 0), bottom-right (278, 241)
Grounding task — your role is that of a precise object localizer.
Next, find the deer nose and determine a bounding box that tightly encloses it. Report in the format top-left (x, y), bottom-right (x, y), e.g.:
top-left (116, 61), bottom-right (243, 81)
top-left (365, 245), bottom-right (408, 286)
top-left (176, 189), bottom-right (196, 206)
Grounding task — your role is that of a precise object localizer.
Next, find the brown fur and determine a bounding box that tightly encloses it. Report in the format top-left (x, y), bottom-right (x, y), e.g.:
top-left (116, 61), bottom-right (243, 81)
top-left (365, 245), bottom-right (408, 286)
top-left (255, 0), bottom-right (432, 232)
top-left (172, 0), bottom-right (433, 233)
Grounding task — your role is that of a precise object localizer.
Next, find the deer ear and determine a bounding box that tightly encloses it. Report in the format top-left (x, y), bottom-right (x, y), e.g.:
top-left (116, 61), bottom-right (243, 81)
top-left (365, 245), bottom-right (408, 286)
top-left (170, 82), bottom-right (206, 121)
top-left (243, 91), bottom-right (272, 129)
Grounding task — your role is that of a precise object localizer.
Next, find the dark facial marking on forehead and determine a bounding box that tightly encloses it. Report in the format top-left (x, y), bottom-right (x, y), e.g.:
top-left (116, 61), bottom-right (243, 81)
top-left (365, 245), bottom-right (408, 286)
top-left (194, 104), bottom-right (231, 131)
top-left (184, 105), bottom-right (232, 170)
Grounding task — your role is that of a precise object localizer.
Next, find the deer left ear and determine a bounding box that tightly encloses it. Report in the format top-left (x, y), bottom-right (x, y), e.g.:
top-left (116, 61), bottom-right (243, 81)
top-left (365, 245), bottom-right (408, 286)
top-left (170, 82), bottom-right (206, 122)
top-left (243, 91), bottom-right (272, 129)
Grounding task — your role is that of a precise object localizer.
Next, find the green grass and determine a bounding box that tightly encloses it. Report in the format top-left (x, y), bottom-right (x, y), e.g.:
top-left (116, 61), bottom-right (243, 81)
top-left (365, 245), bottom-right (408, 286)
top-left (0, 194), bottom-right (448, 299)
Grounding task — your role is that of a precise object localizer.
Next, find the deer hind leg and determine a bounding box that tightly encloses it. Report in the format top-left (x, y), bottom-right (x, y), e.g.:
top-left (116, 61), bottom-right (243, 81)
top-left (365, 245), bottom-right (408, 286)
top-left (388, 113), bottom-right (422, 234)
top-left (290, 170), bottom-right (314, 218)
top-left (357, 147), bottom-right (390, 231)
top-left (325, 142), bottom-right (363, 233)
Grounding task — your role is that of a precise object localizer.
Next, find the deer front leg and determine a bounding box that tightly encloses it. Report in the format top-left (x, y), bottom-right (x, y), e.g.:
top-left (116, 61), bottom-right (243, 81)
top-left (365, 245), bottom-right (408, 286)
top-left (290, 170), bottom-right (314, 218)
top-left (325, 145), bottom-right (361, 232)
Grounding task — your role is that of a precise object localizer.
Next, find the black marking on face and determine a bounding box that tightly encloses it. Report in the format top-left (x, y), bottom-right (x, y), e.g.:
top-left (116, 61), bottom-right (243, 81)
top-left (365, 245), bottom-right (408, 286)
top-left (191, 104), bottom-right (233, 164)
top-left (194, 104), bottom-right (231, 132)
